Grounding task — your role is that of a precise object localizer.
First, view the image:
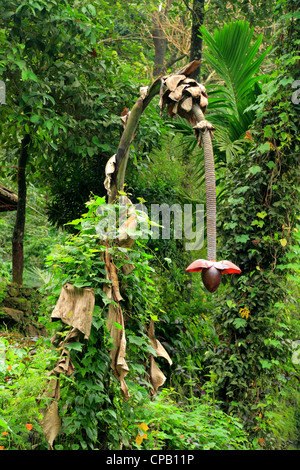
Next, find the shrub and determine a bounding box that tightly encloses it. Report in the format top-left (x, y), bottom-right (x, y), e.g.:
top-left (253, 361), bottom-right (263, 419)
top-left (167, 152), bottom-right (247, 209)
top-left (0, 332), bottom-right (58, 450)
top-left (131, 388), bottom-right (257, 450)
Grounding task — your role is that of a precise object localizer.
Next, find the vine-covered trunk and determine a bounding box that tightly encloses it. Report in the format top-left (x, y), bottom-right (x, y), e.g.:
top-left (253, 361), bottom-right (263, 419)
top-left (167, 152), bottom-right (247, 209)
top-left (12, 133), bottom-right (30, 285)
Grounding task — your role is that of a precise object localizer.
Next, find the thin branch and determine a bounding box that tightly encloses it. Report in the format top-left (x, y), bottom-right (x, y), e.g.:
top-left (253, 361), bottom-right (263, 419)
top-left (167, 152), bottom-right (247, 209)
top-left (182, 0), bottom-right (193, 14)
top-left (165, 53), bottom-right (188, 70)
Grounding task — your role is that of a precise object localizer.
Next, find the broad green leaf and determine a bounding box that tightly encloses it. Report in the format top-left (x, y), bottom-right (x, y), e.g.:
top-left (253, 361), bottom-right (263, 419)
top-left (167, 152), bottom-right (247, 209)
top-left (249, 165), bottom-right (262, 175)
top-left (233, 318), bottom-right (247, 329)
top-left (257, 211), bottom-right (267, 219)
top-left (235, 234), bottom-right (250, 243)
top-left (30, 114), bottom-right (40, 123)
top-left (65, 342), bottom-right (83, 352)
top-left (257, 142), bottom-right (271, 154)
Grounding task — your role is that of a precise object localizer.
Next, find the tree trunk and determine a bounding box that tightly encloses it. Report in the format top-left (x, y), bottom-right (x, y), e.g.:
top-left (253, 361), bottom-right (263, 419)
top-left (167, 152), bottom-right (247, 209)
top-left (151, 12), bottom-right (168, 77)
top-left (12, 133), bottom-right (30, 285)
top-left (189, 0), bottom-right (205, 81)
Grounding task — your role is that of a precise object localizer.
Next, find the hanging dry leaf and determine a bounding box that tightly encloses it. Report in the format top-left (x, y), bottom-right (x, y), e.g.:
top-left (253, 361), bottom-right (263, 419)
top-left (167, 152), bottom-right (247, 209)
top-left (193, 120), bottom-right (216, 143)
top-left (167, 101), bottom-right (177, 119)
top-left (103, 238), bottom-right (130, 399)
top-left (182, 77), bottom-right (198, 85)
top-left (104, 154), bottom-right (117, 195)
top-left (41, 286), bottom-right (96, 448)
top-left (147, 320), bottom-right (172, 396)
top-left (164, 74), bottom-right (185, 91)
top-left (185, 86), bottom-right (202, 98)
top-left (103, 246), bottom-right (123, 302)
top-left (149, 355), bottom-right (166, 395)
top-left (42, 376), bottom-right (60, 401)
top-left (53, 348), bottom-right (75, 376)
top-left (160, 88), bottom-right (171, 117)
top-left (200, 94), bottom-right (208, 109)
top-left (51, 283), bottom-right (95, 340)
top-left (119, 213), bottom-right (138, 248)
top-left (172, 101), bottom-right (179, 115)
top-left (121, 253), bottom-right (135, 275)
top-left (42, 400), bottom-right (61, 450)
top-left (107, 303), bottom-right (129, 399)
top-left (180, 96), bottom-right (193, 112)
top-left (168, 84), bottom-right (188, 102)
top-left (109, 262), bottom-right (124, 302)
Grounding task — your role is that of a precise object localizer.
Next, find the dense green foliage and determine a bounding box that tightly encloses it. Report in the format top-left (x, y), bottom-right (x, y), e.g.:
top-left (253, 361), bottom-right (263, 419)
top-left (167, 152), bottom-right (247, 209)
top-left (197, 0), bottom-right (300, 448)
top-left (0, 0), bottom-right (299, 452)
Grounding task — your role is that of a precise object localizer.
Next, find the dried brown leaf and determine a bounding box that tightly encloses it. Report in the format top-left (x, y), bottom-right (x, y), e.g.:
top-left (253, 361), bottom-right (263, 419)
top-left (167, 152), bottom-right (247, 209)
top-left (165, 74), bottom-right (186, 91)
top-left (109, 262), bottom-right (124, 302)
top-left (42, 377), bottom-right (60, 401)
top-left (200, 94), bottom-right (208, 109)
top-left (185, 86), bottom-right (202, 98)
top-left (119, 213), bottom-right (137, 249)
top-left (42, 401), bottom-right (61, 450)
top-left (53, 349), bottom-right (75, 376)
top-left (167, 101), bottom-right (176, 118)
top-left (147, 320), bottom-right (172, 396)
top-left (180, 96), bottom-right (193, 112)
top-left (172, 101), bottom-right (179, 115)
top-left (182, 78), bottom-right (198, 85)
top-left (168, 84), bottom-right (187, 102)
top-left (149, 356), bottom-right (166, 396)
top-left (107, 303), bottom-right (129, 399)
top-left (51, 284), bottom-right (95, 340)
top-left (177, 60), bottom-right (201, 77)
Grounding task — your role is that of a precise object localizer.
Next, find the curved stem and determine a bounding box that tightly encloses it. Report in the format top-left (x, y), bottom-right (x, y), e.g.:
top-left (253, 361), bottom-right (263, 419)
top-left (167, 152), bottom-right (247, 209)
top-left (108, 78), bottom-right (162, 204)
top-left (193, 104), bottom-right (216, 261)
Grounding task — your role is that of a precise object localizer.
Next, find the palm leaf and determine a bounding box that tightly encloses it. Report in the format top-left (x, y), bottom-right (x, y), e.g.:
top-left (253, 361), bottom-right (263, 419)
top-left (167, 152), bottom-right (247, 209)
top-left (171, 21), bottom-right (270, 204)
top-left (200, 21), bottom-right (271, 122)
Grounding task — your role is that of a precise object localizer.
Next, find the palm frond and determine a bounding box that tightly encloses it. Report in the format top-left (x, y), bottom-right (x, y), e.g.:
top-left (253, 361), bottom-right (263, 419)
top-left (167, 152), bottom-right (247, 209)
top-left (200, 21), bottom-right (271, 118)
top-left (170, 21), bottom-right (270, 199)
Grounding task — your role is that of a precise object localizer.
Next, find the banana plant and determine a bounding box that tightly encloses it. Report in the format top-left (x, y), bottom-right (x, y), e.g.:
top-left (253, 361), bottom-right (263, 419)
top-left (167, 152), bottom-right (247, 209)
top-left (106, 60), bottom-right (241, 294)
top-left (103, 60), bottom-right (242, 398)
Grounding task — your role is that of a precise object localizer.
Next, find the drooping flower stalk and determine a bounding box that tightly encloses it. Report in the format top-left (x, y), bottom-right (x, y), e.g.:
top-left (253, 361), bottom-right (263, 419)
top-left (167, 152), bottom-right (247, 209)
top-left (193, 104), bottom-right (216, 262)
top-left (187, 104), bottom-right (241, 291)
top-left (157, 61), bottom-right (242, 292)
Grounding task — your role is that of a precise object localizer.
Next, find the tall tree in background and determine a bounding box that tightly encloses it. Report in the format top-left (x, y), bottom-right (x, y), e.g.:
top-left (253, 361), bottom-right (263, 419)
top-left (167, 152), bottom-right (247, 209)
top-left (11, 134), bottom-right (30, 284)
top-left (189, 0), bottom-right (205, 80)
top-left (151, 3), bottom-right (168, 76)
top-left (0, 0), bottom-right (114, 283)
top-left (151, 0), bottom-right (190, 76)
